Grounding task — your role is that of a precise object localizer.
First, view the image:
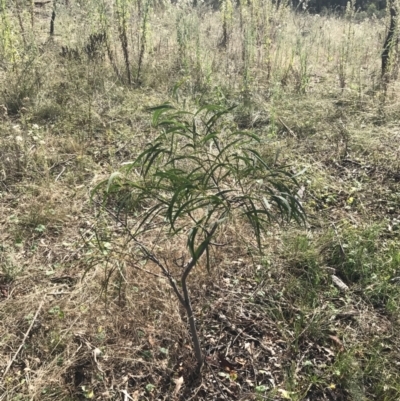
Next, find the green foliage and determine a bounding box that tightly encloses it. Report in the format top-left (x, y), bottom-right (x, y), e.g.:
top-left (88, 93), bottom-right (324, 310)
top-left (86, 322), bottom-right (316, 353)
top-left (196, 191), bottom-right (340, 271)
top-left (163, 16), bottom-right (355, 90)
top-left (96, 104), bottom-right (305, 260)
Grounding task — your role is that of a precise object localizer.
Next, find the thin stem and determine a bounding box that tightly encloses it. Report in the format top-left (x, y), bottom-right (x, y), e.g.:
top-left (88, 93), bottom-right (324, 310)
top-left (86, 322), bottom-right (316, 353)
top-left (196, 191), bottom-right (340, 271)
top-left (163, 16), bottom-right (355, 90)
top-left (180, 222), bottom-right (219, 368)
top-left (96, 201), bottom-right (186, 306)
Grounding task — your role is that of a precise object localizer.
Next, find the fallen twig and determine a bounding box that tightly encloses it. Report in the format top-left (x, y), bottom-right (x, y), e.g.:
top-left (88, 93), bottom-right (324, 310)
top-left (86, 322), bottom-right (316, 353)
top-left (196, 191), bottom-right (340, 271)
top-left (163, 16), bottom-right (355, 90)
top-left (278, 117), bottom-right (297, 138)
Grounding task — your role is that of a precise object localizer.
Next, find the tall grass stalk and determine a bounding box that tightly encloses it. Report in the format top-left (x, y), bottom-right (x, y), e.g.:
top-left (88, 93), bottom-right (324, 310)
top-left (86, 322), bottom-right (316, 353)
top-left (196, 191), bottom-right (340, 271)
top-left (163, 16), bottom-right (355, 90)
top-left (137, 0), bottom-right (151, 84)
top-left (294, 37), bottom-right (311, 93)
top-left (14, 0), bottom-right (27, 49)
top-left (176, 12), bottom-right (189, 72)
top-left (260, 1), bottom-right (273, 81)
top-left (97, 0), bottom-right (123, 81)
top-left (381, 2), bottom-right (399, 92)
top-left (0, 0), bottom-right (16, 64)
top-left (220, 0), bottom-right (233, 49)
top-left (30, 0), bottom-right (34, 29)
top-left (116, 0), bottom-right (132, 84)
top-left (337, 0), bottom-right (356, 89)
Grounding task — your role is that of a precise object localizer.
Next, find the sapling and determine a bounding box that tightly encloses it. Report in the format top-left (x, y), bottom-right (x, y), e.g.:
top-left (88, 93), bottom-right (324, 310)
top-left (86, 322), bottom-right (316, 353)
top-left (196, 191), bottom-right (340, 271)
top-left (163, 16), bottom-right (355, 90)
top-left (93, 104), bottom-right (305, 371)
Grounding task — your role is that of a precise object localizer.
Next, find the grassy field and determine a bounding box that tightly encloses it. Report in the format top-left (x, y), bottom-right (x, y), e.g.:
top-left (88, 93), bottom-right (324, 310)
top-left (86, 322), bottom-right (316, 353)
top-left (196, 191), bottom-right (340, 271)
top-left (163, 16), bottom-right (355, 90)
top-left (1, 0), bottom-right (400, 400)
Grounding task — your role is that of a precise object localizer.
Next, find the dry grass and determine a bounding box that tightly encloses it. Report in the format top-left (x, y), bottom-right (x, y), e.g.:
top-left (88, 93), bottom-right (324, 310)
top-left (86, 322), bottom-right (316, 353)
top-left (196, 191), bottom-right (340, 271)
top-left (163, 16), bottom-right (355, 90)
top-left (1, 1), bottom-right (400, 400)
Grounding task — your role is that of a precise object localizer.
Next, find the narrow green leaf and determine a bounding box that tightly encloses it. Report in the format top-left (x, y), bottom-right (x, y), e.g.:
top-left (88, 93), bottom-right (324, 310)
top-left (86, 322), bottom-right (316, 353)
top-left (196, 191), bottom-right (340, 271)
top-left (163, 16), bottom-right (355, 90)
top-left (147, 103), bottom-right (175, 126)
